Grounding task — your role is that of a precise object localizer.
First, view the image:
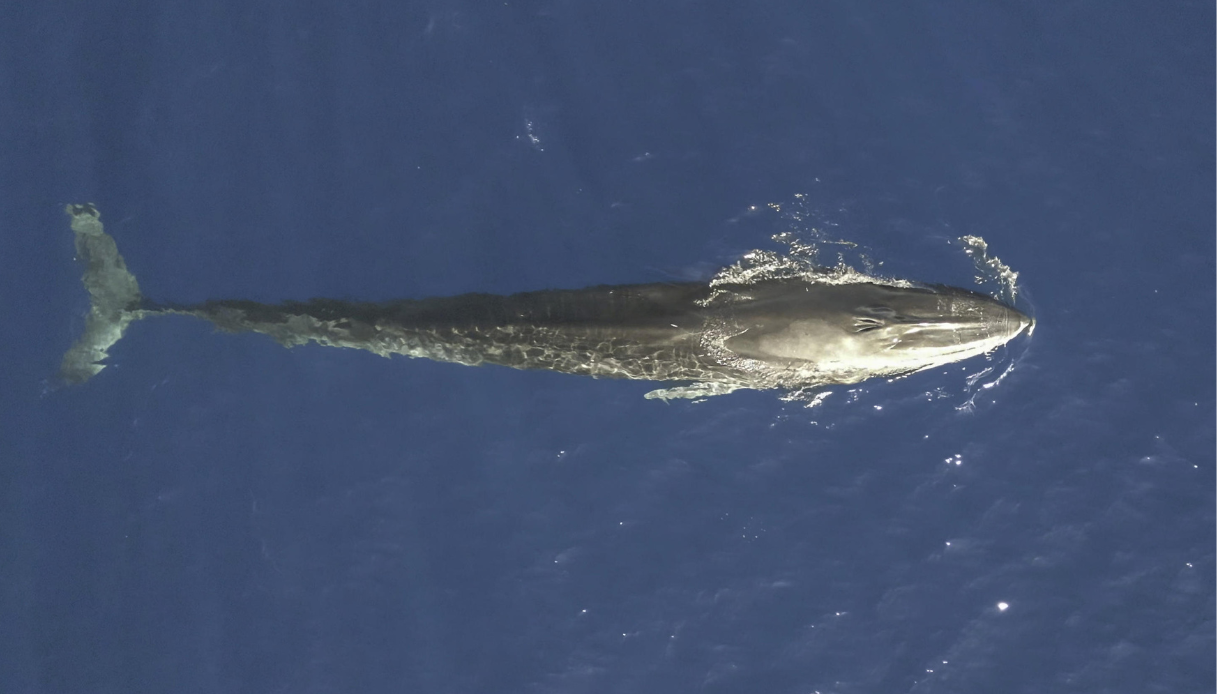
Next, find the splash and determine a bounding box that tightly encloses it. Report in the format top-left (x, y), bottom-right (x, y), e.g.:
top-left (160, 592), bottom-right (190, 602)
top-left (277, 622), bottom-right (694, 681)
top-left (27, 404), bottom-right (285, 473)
top-left (958, 235), bottom-right (1021, 307)
top-left (701, 197), bottom-right (914, 310)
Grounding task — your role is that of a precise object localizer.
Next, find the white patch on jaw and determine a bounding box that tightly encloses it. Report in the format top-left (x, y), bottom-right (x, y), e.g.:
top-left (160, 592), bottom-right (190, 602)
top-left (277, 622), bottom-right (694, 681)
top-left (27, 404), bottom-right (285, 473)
top-left (749, 321), bottom-right (855, 362)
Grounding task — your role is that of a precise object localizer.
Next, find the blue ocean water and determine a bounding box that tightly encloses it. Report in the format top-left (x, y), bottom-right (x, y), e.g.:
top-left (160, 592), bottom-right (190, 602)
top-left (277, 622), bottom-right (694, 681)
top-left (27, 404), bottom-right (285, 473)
top-left (1, 2), bottom-right (1212, 693)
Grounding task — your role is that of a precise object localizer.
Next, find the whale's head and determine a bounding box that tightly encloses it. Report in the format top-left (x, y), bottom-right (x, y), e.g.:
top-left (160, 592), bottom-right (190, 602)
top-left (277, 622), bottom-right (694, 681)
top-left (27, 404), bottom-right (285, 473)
top-left (722, 281), bottom-right (1032, 383)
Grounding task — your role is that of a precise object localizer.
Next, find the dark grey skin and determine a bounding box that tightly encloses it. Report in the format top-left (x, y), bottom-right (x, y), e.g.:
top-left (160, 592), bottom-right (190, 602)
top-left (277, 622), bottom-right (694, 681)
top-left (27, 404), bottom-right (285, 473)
top-left (60, 204), bottom-right (1031, 399)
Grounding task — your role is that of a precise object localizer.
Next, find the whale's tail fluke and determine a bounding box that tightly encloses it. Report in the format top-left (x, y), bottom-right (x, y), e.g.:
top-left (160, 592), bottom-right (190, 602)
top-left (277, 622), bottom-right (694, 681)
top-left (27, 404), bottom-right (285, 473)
top-left (60, 204), bottom-right (145, 384)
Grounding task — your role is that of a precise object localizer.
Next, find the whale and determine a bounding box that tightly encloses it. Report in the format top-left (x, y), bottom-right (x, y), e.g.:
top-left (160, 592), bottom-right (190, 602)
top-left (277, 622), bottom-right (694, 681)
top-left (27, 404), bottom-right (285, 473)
top-left (59, 204), bottom-right (1032, 400)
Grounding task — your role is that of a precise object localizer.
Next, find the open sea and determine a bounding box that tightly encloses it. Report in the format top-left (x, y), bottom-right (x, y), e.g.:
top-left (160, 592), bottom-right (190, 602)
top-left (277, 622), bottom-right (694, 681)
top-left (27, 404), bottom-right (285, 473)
top-left (2, 2), bottom-right (1213, 692)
